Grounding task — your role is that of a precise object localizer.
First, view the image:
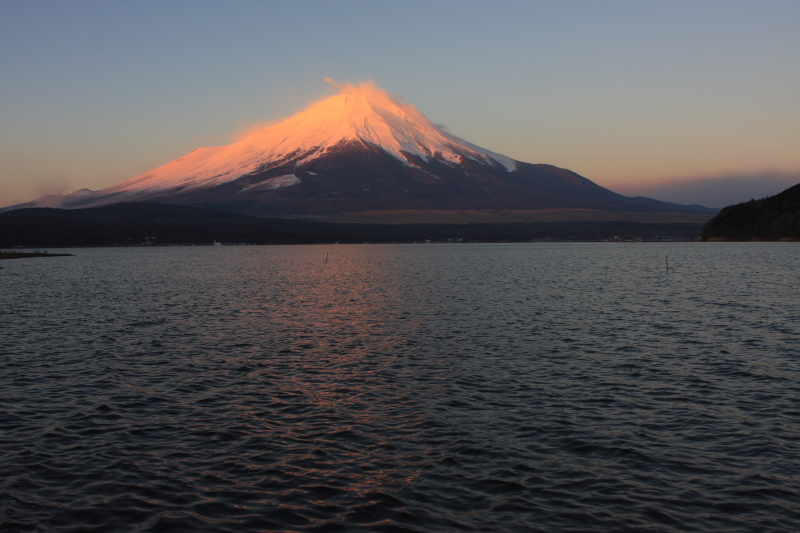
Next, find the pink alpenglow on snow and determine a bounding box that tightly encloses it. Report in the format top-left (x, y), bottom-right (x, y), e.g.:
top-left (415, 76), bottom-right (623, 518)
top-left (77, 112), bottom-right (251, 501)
top-left (95, 80), bottom-right (515, 197)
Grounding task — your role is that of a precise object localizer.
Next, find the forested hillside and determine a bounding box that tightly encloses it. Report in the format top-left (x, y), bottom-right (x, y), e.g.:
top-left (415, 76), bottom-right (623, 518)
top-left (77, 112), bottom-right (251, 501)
top-left (701, 184), bottom-right (800, 241)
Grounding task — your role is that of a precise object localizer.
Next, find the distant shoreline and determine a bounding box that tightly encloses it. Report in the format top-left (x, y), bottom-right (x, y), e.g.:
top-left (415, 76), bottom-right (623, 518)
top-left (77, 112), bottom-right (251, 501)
top-left (0, 251), bottom-right (74, 261)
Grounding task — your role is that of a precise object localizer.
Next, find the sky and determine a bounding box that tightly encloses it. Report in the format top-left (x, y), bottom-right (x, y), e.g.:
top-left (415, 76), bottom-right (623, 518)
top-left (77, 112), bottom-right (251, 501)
top-left (1, 0), bottom-right (799, 209)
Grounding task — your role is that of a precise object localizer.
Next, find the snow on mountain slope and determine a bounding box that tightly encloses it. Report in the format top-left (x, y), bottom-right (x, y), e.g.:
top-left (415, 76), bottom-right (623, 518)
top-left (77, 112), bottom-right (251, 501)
top-left (1, 80), bottom-right (720, 218)
top-left (96, 81), bottom-right (515, 199)
top-left (239, 174), bottom-right (301, 193)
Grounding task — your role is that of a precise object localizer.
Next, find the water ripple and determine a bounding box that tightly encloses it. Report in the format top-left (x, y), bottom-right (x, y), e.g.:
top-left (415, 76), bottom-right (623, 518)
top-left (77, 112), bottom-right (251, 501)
top-left (1, 243), bottom-right (799, 532)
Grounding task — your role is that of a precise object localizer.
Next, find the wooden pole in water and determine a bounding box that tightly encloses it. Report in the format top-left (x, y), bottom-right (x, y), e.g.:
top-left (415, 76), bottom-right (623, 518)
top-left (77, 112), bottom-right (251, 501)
top-left (666, 255), bottom-right (668, 272)
top-left (325, 252), bottom-right (329, 264)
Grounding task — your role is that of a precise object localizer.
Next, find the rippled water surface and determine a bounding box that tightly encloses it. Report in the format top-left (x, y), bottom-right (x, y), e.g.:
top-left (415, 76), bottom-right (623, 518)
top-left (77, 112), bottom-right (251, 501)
top-left (2, 243), bottom-right (799, 532)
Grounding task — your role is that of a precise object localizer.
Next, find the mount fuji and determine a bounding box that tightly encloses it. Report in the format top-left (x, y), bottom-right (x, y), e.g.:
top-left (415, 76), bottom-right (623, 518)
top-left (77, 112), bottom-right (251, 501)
top-left (2, 81), bottom-right (715, 223)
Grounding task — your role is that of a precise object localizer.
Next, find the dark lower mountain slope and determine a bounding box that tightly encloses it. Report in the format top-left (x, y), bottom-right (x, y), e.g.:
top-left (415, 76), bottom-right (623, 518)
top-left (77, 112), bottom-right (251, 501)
top-left (0, 202), bottom-right (704, 247)
top-left (701, 183), bottom-right (800, 241)
top-left (55, 142), bottom-right (715, 220)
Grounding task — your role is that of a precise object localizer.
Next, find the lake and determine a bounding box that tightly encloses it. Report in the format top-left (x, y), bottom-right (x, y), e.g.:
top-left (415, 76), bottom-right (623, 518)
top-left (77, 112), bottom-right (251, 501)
top-left (1, 243), bottom-right (798, 532)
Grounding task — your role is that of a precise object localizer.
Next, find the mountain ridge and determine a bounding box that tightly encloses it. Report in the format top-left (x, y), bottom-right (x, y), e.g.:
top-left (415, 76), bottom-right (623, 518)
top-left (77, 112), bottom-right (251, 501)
top-left (1, 81), bottom-right (717, 221)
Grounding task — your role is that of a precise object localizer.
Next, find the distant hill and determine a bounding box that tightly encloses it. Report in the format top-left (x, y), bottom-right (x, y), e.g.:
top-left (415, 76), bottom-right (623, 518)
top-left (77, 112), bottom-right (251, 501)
top-left (701, 183), bottom-right (800, 241)
top-left (0, 202), bottom-right (705, 247)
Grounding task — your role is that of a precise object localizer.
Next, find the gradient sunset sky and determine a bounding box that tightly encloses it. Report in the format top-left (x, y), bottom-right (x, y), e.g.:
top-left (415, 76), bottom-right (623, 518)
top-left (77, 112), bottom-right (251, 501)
top-left (1, 0), bottom-right (798, 208)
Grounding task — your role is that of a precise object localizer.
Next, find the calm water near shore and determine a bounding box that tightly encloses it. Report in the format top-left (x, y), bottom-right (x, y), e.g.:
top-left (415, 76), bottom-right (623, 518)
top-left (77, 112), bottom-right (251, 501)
top-left (2, 243), bottom-right (799, 532)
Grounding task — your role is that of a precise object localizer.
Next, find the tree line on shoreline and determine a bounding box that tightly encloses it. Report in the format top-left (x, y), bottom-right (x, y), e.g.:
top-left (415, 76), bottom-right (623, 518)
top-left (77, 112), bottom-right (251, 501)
top-left (701, 183), bottom-right (800, 241)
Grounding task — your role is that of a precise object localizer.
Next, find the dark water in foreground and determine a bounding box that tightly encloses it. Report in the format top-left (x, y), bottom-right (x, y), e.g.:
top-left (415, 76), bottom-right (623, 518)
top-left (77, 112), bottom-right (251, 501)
top-left (1, 243), bottom-right (799, 532)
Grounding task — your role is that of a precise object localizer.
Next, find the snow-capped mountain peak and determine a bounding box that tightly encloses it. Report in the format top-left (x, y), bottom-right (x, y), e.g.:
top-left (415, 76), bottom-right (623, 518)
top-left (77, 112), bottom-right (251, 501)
top-left (1, 80), bottom-right (719, 219)
top-left (98, 81), bottom-right (515, 197)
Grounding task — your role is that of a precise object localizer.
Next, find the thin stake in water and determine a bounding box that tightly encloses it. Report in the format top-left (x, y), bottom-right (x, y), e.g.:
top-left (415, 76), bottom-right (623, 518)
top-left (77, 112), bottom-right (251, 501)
top-left (666, 255), bottom-right (668, 272)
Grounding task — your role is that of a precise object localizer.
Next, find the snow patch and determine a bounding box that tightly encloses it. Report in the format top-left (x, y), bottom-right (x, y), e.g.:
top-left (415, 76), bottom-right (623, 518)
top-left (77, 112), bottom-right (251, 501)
top-left (240, 174), bottom-right (301, 193)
